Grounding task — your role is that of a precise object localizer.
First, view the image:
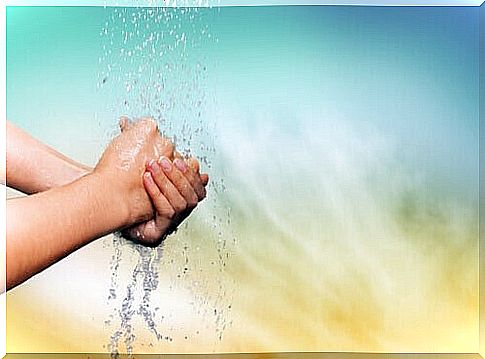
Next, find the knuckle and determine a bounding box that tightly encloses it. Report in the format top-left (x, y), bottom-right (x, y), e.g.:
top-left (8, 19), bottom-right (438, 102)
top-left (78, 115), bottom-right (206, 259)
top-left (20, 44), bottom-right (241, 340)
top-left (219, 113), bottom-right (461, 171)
top-left (165, 207), bottom-right (175, 219)
top-left (165, 138), bottom-right (174, 152)
top-left (189, 157), bottom-right (200, 172)
top-left (187, 195), bottom-right (198, 209)
top-left (143, 117), bottom-right (158, 133)
top-left (160, 139), bottom-right (174, 159)
top-left (173, 172), bottom-right (184, 184)
top-left (174, 200), bottom-right (187, 213)
top-left (118, 117), bottom-right (127, 130)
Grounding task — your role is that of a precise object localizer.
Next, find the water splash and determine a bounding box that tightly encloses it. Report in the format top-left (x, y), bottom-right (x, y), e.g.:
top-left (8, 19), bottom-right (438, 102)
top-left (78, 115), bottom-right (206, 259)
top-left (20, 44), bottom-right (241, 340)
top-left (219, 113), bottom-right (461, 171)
top-left (98, 4), bottom-right (234, 355)
top-left (107, 235), bottom-right (165, 357)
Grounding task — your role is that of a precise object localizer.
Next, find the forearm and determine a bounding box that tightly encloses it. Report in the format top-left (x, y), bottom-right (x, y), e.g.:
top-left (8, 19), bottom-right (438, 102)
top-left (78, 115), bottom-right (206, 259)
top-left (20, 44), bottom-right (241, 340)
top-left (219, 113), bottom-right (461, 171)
top-left (6, 121), bottom-right (91, 194)
top-left (6, 172), bottom-right (129, 290)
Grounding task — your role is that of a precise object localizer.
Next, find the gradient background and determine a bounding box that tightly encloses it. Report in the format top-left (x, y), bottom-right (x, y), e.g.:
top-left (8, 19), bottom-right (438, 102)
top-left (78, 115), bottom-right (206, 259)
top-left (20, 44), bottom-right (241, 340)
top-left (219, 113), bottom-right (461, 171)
top-left (6, 5), bottom-right (480, 354)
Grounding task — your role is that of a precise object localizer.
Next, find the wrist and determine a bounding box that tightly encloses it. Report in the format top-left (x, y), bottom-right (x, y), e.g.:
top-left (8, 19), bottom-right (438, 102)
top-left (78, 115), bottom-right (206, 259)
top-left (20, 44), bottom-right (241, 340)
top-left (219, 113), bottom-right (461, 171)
top-left (90, 167), bottom-right (152, 229)
top-left (48, 162), bottom-right (92, 191)
top-left (83, 170), bottom-right (133, 230)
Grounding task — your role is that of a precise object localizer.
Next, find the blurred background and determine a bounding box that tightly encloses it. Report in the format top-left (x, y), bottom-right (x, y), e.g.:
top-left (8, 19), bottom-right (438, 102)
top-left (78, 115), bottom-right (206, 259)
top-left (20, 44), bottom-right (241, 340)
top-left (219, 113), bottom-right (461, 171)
top-left (6, 4), bottom-right (480, 354)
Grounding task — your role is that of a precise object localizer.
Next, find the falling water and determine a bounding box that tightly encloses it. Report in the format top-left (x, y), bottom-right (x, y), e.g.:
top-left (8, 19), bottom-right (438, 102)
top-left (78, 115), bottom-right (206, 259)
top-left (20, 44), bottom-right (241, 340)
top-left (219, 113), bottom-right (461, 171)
top-left (97, 4), bottom-right (233, 356)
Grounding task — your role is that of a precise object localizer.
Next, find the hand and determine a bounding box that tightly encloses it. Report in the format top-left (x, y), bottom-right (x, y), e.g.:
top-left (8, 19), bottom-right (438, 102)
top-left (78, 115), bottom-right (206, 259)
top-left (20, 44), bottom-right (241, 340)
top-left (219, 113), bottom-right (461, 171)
top-left (121, 153), bottom-right (209, 246)
top-left (5, 118), bottom-right (176, 290)
top-left (94, 117), bottom-right (174, 226)
top-left (170, 153), bottom-right (209, 225)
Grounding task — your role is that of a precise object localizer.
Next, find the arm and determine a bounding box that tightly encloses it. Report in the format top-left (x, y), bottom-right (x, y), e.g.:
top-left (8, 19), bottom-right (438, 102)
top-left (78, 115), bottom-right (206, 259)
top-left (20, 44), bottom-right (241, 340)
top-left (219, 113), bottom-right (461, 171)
top-left (6, 118), bottom-right (169, 290)
top-left (7, 155), bottom-right (209, 288)
top-left (7, 172), bottom-right (130, 289)
top-left (6, 121), bottom-right (91, 194)
top-left (6, 118), bottom-right (209, 246)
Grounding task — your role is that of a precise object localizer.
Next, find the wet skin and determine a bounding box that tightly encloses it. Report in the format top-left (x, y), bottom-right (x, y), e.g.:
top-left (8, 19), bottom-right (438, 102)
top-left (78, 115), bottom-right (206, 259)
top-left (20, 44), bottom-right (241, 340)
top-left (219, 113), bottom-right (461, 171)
top-left (6, 117), bottom-right (209, 290)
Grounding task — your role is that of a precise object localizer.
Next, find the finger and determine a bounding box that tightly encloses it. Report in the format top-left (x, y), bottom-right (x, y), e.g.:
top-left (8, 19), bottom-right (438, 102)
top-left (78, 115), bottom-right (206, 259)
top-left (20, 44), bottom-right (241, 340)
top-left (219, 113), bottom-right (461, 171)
top-left (158, 156), bottom-right (199, 210)
top-left (187, 157), bottom-right (209, 188)
top-left (153, 138), bottom-right (174, 162)
top-left (147, 159), bottom-right (189, 213)
top-left (200, 173), bottom-right (209, 186)
top-left (132, 116), bottom-right (158, 136)
top-left (187, 157), bottom-right (200, 173)
top-left (174, 158), bottom-right (206, 200)
top-left (142, 170), bottom-right (175, 220)
top-left (161, 137), bottom-right (175, 160)
top-left (174, 151), bottom-right (183, 160)
top-left (138, 220), bottom-right (162, 244)
top-left (119, 116), bottom-right (132, 132)
top-left (121, 226), bottom-right (143, 241)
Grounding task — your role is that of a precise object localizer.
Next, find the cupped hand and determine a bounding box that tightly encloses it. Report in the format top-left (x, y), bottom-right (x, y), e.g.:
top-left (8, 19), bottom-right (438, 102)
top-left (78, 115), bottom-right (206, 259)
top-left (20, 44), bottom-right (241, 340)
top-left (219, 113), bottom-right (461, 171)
top-left (121, 153), bottom-right (209, 246)
top-left (94, 116), bottom-right (174, 226)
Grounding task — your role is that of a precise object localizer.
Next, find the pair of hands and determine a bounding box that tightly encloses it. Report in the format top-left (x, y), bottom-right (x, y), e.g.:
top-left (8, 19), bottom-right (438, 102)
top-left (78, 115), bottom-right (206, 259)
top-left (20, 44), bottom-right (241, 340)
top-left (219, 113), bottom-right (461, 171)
top-left (95, 117), bottom-right (208, 246)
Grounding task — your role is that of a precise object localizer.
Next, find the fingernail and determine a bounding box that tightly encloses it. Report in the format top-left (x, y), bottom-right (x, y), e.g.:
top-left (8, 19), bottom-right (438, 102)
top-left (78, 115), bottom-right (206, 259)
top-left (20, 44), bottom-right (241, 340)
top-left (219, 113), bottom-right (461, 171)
top-left (149, 159), bottom-right (161, 173)
top-left (144, 171), bottom-right (153, 182)
top-left (174, 158), bottom-right (187, 173)
top-left (159, 156), bottom-right (172, 172)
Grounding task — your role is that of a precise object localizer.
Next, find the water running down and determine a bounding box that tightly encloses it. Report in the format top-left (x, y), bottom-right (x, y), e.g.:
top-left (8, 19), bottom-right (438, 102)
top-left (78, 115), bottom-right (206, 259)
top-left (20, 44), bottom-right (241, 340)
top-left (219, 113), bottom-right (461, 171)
top-left (98, 5), bottom-right (234, 356)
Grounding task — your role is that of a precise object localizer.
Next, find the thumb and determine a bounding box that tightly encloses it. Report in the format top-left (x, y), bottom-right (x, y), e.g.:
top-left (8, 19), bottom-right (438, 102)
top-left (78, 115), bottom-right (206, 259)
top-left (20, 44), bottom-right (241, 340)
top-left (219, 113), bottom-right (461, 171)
top-left (119, 116), bottom-right (132, 132)
top-left (200, 173), bottom-right (209, 186)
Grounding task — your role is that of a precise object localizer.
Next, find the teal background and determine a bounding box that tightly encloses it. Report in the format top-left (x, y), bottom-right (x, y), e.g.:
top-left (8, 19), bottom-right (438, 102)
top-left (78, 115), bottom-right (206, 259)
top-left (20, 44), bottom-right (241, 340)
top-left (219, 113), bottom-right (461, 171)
top-left (6, 6), bottom-right (479, 193)
top-left (6, 5), bottom-right (481, 353)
